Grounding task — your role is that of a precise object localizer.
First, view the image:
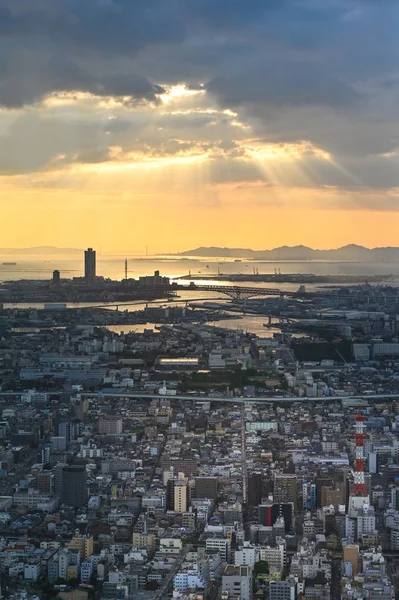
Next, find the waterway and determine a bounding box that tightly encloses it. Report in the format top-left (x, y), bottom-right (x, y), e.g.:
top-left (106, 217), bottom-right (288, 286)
top-left (0, 254), bottom-right (398, 282)
top-left (2, 254), bottom-right (398, 338)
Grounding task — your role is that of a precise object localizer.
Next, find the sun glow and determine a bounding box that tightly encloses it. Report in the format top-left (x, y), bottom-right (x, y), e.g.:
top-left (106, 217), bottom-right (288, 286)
top-left (160, 84), bottom-right (206, 104)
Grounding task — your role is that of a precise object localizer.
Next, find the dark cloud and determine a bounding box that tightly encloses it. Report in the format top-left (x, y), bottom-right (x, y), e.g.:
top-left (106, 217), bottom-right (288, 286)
top-left (0, 50), bottom-right (165, 107)
top-left (0, 0), bottom-right (185, 55)
top-left (0, 0), bottom-right (397, 188)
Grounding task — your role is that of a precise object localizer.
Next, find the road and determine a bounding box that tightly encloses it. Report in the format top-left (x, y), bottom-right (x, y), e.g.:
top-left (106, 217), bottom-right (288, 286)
top-left (3, 391), bottom-right (399, 404)
top-left (79, 391), bottom-right (399, 404)
top-left (241, 405), bottom-right (248, 504)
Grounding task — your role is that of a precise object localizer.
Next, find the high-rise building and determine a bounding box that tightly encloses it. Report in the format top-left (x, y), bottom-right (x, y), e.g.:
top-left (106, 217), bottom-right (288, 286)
top-left (84, 247), bottom-right (96, 282)
top-left (166, 473), bottom-right (190, 512)
top-left (174, 476), bottom-right (189, 513)
top-left (259, 502), bottom-right (294, 532)
top-left (222, 565), bottom-right (252, 600)
top-left (269, 579), bottom-right (296, 600)
top-left (53, 462), bottom-right (67, 495)
top-left (248, 472), bottom-right (263, 507)
top-left (274, 474), bottom-right (298, 507)
top-left (62, 465), bottom-right (87, 507)
top-left (98, 418), bottom-right (123, 435)
top-left (40, 441), bottom-right (52, 466)
top-left (52, 270), bottom-right (60, 285)
top-left (68, 530), bottom-right (94, 560)
top-left (37, 470), bottom-right (54, 493)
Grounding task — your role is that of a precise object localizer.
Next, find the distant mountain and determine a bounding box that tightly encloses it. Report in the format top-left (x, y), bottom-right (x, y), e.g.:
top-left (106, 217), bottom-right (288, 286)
top-left (179, 245), bottom-right (399, 261)
top-left (0, 246), bottom-right (82, 255)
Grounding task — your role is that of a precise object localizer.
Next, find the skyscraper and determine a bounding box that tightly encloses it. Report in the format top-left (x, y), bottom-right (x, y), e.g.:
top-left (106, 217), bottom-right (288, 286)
top-left (84, 248), bottom-right (96, 282)
top-left (248, 472), bottom-right (262, 507)
top-left (62, 465), bottom-right (87, 507)
top-left (274, 474), bottom-right (298, 507)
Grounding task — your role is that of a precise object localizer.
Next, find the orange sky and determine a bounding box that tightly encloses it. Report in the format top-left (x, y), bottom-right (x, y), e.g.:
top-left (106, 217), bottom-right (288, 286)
top-left (2, 171), bottom-right (399, 252)
top-left (1, 88), bottom-right (398, 252)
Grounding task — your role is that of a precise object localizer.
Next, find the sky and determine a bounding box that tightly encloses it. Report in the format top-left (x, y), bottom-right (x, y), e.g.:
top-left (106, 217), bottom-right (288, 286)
top-left (0, 0), bottom-right (399, 253)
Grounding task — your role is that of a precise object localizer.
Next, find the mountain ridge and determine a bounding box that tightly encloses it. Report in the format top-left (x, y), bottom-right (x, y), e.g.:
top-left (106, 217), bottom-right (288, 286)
top-left (179, 245), bottom-right (399, 261)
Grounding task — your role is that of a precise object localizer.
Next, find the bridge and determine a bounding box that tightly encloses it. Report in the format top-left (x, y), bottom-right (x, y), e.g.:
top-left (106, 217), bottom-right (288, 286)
top-left (67, 286), bottom-right (309, 310)
top-left (189, 284), bottom-right (307, 300)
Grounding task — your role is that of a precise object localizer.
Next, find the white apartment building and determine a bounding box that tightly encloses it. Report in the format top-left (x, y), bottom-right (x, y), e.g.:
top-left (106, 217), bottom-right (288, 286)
top-left (206, 537), bottom-right (231, 562)
top-left (222, 565), bottom-right (251, 600)
top-left (259, 539), bottom-right (286, 570)
top-left (234, 542), bottom-right (259, 569)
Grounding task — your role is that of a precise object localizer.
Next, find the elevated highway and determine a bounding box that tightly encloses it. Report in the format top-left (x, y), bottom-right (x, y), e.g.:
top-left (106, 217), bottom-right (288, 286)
top-left (2, 390), bottom-right (399, 405)
top-left (2, 389), bottom-right (399, 403)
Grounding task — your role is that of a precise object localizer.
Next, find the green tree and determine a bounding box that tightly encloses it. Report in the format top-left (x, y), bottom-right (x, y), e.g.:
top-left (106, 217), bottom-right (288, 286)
top-left (254, 560), bottom-right (269, 575)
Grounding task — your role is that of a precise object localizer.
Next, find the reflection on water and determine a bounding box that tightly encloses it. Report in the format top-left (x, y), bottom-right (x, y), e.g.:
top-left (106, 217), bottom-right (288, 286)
top-left (105, 316), bottom-right (301, 338)
top-left (0, 255), bottom-right (398, 283)
top-left (105, 324), bottom-right (160, 334)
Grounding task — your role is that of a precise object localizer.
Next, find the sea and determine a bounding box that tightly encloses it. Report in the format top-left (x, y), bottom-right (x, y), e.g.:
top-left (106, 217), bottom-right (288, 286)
top-left (1, 254), bottom-right (398, 338)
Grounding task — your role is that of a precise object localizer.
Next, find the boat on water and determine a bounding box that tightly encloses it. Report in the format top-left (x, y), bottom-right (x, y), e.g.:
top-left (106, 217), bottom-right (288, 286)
top-left (2, 262), bottom-right (17, 265)
top-left (234, 259), bottom-right (241, 262)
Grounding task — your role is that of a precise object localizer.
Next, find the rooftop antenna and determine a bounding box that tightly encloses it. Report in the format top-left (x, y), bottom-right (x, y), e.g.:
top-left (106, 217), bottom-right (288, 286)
top-left (125, 258), bottom-right (128, 280)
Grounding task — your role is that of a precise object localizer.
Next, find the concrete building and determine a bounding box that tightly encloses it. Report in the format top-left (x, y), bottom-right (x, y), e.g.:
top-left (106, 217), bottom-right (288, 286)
top-left (222, 565), bottom-right (252, 600)
top-left (84, 247), bottom-right (96, 282)
top-left (62, 465), bottom-right (87, 508)
top-left (269, 579), bottom-right (296, 600)
top-left (174, 475), bottom-right (189, 513)
top-left (98, 418), bottom-right (123, 435)
top-left (234, 542), bottom-right (259, 569)
top-left (343, 545), bottom-right (359, 577)
top-left (68, 532), bottom-right (94, 560)
top-left (274, 474), bottom-right (298, 507)
top-left (132, 532), bottom-right (156, 552)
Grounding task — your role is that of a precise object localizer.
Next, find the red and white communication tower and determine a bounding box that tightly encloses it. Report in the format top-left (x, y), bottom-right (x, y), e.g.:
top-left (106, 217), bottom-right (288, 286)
top-left (352, 414), bottom-right (368, 497)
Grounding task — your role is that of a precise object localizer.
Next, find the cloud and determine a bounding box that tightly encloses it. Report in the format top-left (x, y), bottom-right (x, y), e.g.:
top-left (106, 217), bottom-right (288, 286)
top-left (0, 0), bottom-right (397, 199)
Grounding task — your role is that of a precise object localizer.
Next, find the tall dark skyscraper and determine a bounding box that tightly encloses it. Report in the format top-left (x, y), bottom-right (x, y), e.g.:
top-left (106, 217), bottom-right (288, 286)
top-left (52, 270), bottom-right (60, 285)
top-left (62, 465), bottom-right (87, 507)
top-left (84, 248), bottom-right (96, 282)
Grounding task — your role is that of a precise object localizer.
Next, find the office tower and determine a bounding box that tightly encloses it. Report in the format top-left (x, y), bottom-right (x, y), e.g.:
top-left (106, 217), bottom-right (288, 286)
top-left (50, 436), bottom-right (67, 452)
top-left (248, 472), bottom-right (262, 507)
top-left (98, 418), bottom-right (123, 435)
top-left (53, 462), bottom-right (67, 495)
top-left (274, 474), bottom-right (298, 507)
top-left (62, 465), bottom-right (87, 507)
top-left (174, 475), bottom-right (189, 513)
top-left (259, 502), bottom-right (293, 532)
top-left (40, 441), bottom-right (51, 466)
top-left (222, 566), bottom-right (252, 600)
top-left (58, 421), bottom-right (70, 441)
top-left (166, 473), bottom-right (189, 512)
top-left (84, 247), bottom-right (96, 282)
top-left (194, 476), bottom-right (218, 500)
top-left (37, 470), bottom-right (54, 493)
top-left (52, 270), bottom-right (60, 285)
top-left (269, 579), bottom-right (296, 600)
top-left (166, 479), bottom-right (175, 510)
top-left (320, 484), bottom-right (346, 509)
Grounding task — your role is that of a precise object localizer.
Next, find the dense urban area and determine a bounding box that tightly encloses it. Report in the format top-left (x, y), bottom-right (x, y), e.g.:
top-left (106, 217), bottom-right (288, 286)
top-left (1, 250), bottom-right (399, 600)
